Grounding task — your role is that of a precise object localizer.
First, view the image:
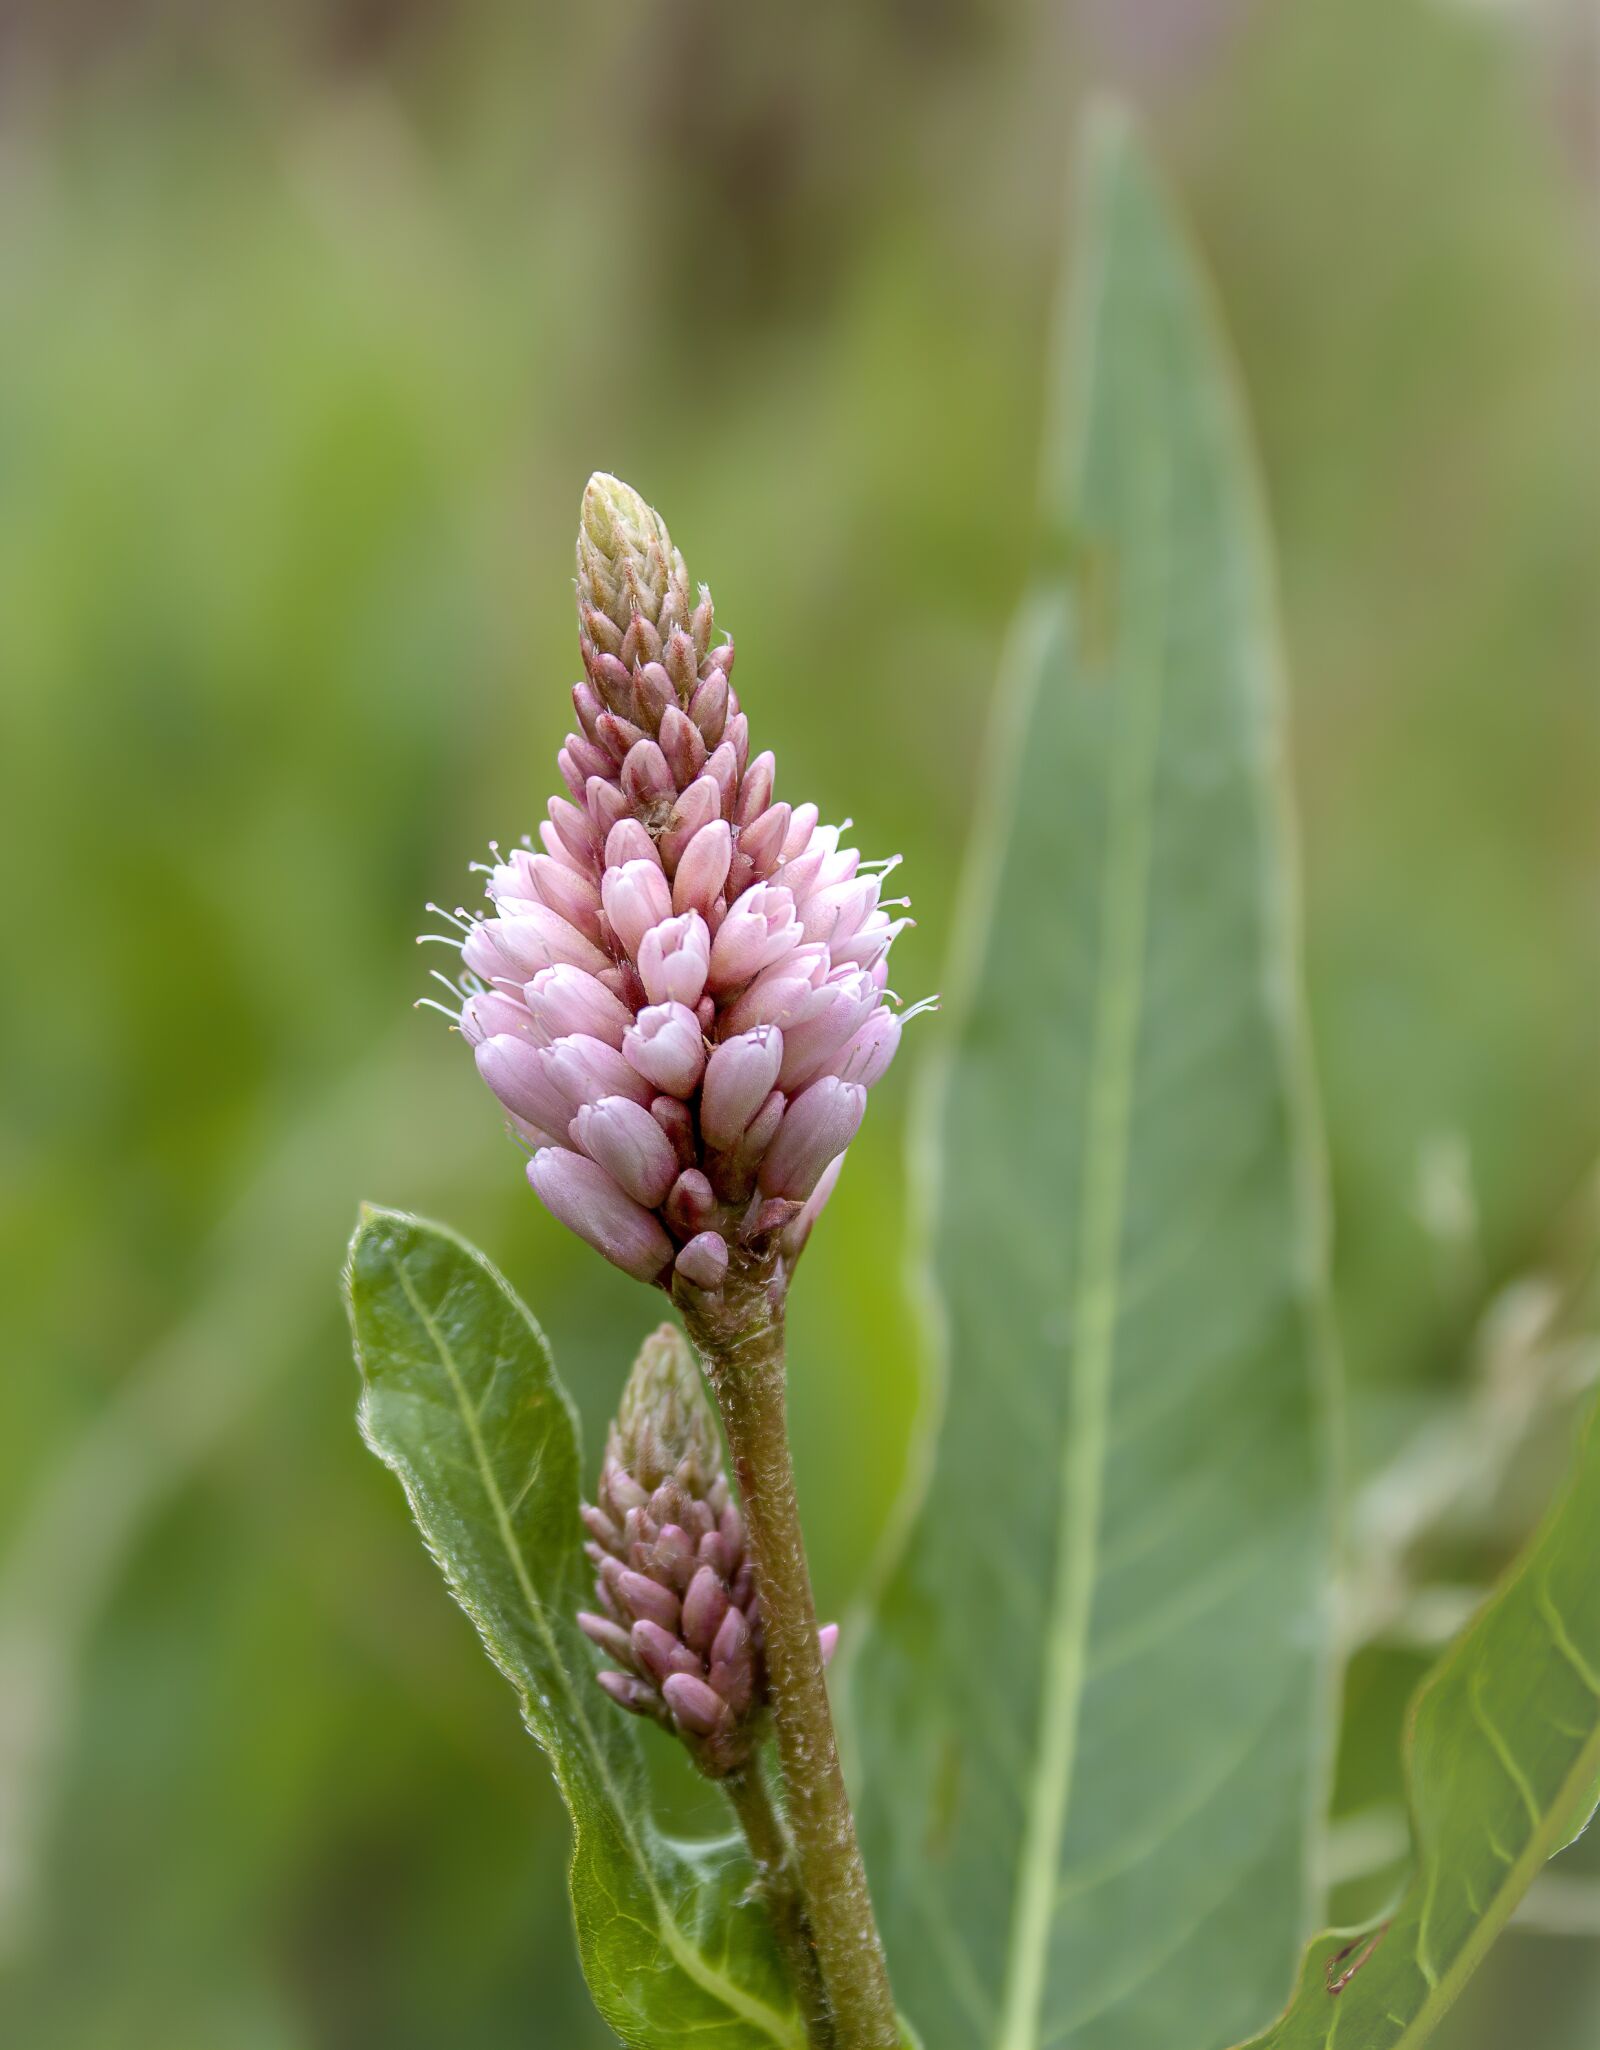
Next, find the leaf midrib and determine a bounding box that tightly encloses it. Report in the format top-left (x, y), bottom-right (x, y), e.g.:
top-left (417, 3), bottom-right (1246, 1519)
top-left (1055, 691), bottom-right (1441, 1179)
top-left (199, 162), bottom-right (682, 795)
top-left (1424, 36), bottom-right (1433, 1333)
top-left (383, 1251), bottom-right (804, 2050)
top-left (993, 245), bottom-right (1173, 2050)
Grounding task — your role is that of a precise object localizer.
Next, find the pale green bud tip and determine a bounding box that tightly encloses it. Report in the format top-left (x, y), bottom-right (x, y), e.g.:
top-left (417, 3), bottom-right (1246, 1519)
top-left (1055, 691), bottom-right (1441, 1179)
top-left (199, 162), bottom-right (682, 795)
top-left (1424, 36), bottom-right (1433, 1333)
top-left (576, 472), bottom-right (693, 650)
top-left (609, 1322), bottom-right (720, 1493)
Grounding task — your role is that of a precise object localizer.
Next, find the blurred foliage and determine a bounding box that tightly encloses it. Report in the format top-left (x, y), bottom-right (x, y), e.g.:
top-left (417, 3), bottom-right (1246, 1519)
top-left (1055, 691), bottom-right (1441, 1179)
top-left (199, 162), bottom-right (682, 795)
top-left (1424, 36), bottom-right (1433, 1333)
top-left (0, 1), bottom-right (1595, 2045)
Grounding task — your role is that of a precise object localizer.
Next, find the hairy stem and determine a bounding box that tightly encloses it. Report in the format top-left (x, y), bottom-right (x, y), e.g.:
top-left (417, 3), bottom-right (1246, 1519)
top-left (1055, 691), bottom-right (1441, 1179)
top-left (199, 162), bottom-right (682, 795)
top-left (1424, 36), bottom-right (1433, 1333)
top-left (689, 1289), bottom-right (898, 2049)
top-left (726, 1765), bottom-right (834, 2047)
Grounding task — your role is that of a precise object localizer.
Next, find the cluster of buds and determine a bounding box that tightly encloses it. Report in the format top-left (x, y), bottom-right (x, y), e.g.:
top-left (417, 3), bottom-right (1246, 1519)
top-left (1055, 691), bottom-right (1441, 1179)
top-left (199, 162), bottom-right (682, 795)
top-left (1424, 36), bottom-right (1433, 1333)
top-left (437, 473), bottom-right (918, 1294)
top-left (577, 1325), bottom-right (836, 1776)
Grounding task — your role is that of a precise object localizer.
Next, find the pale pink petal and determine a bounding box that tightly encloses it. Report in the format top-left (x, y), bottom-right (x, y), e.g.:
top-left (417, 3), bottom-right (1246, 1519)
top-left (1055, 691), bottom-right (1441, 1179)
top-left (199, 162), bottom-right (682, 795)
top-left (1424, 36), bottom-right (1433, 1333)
top-left (571, 1096), bottom-right (680, 1207)
top-left (623, 1002), bottom-right (706, 1097)
top-left (527, 1150), bottom-right (673, 1282)
top-left (757, 1077), bottom-right (866, 1199)
top-left (700, 1027), bottom-right (785, 1150)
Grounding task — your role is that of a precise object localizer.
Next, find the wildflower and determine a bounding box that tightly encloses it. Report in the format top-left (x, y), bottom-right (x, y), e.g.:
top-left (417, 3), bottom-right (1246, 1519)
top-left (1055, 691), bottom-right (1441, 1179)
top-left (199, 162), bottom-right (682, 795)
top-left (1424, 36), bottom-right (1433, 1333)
top-left (447, 474), bottom-right (916, 1292)
top-left (577, 1325), bottom-right (836, 1777)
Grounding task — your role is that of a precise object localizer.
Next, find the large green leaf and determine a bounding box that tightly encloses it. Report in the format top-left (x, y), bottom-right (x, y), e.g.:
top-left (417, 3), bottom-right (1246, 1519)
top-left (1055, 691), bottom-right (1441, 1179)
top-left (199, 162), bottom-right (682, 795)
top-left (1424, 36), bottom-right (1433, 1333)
top-left (345, 1207), bottom-right (805, 2050)
top-left (852, 111), bottom-right (1337, 2050)
top-left (1237, 1398), bottom-right (1600, 2050)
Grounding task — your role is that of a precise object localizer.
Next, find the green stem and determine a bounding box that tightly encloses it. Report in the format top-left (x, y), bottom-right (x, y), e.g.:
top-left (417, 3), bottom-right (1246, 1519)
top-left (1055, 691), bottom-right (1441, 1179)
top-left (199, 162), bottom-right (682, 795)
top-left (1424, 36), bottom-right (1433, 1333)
top-left (726, 1765), bottom-right (835, 2048)
top-left (690, 1290), bottom-right (899, 2049)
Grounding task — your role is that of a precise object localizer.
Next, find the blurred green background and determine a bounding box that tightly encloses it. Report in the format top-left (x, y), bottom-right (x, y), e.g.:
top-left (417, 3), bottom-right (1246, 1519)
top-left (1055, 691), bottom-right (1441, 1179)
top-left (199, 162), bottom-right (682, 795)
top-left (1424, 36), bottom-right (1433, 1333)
top-left (1, 1), bottom-right (1596, 2044)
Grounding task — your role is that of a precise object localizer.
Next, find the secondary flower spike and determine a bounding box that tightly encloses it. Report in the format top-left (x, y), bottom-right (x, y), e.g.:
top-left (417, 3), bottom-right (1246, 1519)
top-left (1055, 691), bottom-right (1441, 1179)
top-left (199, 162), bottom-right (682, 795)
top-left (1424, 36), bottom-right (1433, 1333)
top-left (577, 1324), bottom-right (837, 1776)
top-left (445, 473), bottom-right (918, 1293)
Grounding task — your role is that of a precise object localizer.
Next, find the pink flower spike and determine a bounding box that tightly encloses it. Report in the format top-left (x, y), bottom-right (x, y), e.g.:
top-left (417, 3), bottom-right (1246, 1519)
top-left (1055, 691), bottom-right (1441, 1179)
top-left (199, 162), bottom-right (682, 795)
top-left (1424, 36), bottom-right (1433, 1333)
top-left (672, 819), bottom-right (733, 918)
top-left (700, 1027), bottom-right (785, 1150)
top-left (758, 1076), bottom-right (867, 1199)
top-left (675, 1231), bottom-right (729, 1290)
top-left (637, 911), bottom-right (711, 1007)
top-left (524, 965), bottom-right (633, 1049)
top-left (571, 1095), bottom-right (680, 1207)
top-left (623, 1002), bottom-right (706, 1097)
top-left (601, 860), bottom-right (673, 958)
top-left (527, 1150), bottom-right (674, 1281)
top-left (452, 476), bottom-right (919, 1286)
top-left (819, 1622), bottom-right (840, 1668)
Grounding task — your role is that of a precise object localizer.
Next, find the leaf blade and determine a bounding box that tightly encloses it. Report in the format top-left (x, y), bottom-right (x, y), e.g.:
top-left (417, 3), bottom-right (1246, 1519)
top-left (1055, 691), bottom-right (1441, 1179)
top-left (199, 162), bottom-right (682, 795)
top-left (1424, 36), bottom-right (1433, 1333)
top-left (345, 1207), bottom-right (804, 2050)
top-left (853, 108), bottom-right (1337, 2050)
top-left (1236, 1399), bottom-right (1600, 2049)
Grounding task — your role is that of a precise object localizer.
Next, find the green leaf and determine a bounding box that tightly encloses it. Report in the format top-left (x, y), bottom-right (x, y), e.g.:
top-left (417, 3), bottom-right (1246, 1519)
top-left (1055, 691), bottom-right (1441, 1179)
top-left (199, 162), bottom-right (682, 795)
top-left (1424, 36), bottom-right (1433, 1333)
top-left (1235, 1398), bottom-right (1600, 2050)
top-left (344, 1207), bottom-right (804, 2050)
top-left (851, 109), bottom-right (1338, 2050)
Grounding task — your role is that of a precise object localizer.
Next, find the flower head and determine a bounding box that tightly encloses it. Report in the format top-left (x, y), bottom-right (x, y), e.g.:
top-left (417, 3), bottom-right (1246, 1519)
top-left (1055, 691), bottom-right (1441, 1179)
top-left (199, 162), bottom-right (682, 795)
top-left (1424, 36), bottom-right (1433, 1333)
top-left (577, 1324), bottom-right (836, 1775)
top-left (446, 474), bottom-right (916, 1297)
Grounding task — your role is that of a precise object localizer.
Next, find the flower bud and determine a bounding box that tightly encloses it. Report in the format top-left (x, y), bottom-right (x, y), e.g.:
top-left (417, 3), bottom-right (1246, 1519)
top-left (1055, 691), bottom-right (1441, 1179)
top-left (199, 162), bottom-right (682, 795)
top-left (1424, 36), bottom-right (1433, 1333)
top-left (622, 1001), bottom-right (706, 1097)
top-left (637, 911), bottom-right (711, 1007)
top-left (523, 964), bottom-right (633, 1049)
top-left (707, 883), bottom-right (800, 993)
top-left (475, 904), bottom-right (610, 982)
top-left (602, 859), bottom-right (673, 959)
top-left (528, 1151), bottom-right (673, 1281)
top-left (758, 1076), bottom-right (867, 1199)
top-left (474, 1035), bottom-right (570, 1141)
top-left (459, 988), bottom-right (537, 1048)
top-left (700, 1027), bottom-right (785, 1150)
top-left (545, 1032), bottom-right (654, 1114)
top-left (571, 1095), bottom-right (680, 1207)
top-left (603, 818), bottom-right (660, 871)
top-left (672, 819), bottom-right (733, 917)
top-left (674, 1231), bottom-right (730, 1290)
top-left (576, 472), bottom-right (690, 649)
